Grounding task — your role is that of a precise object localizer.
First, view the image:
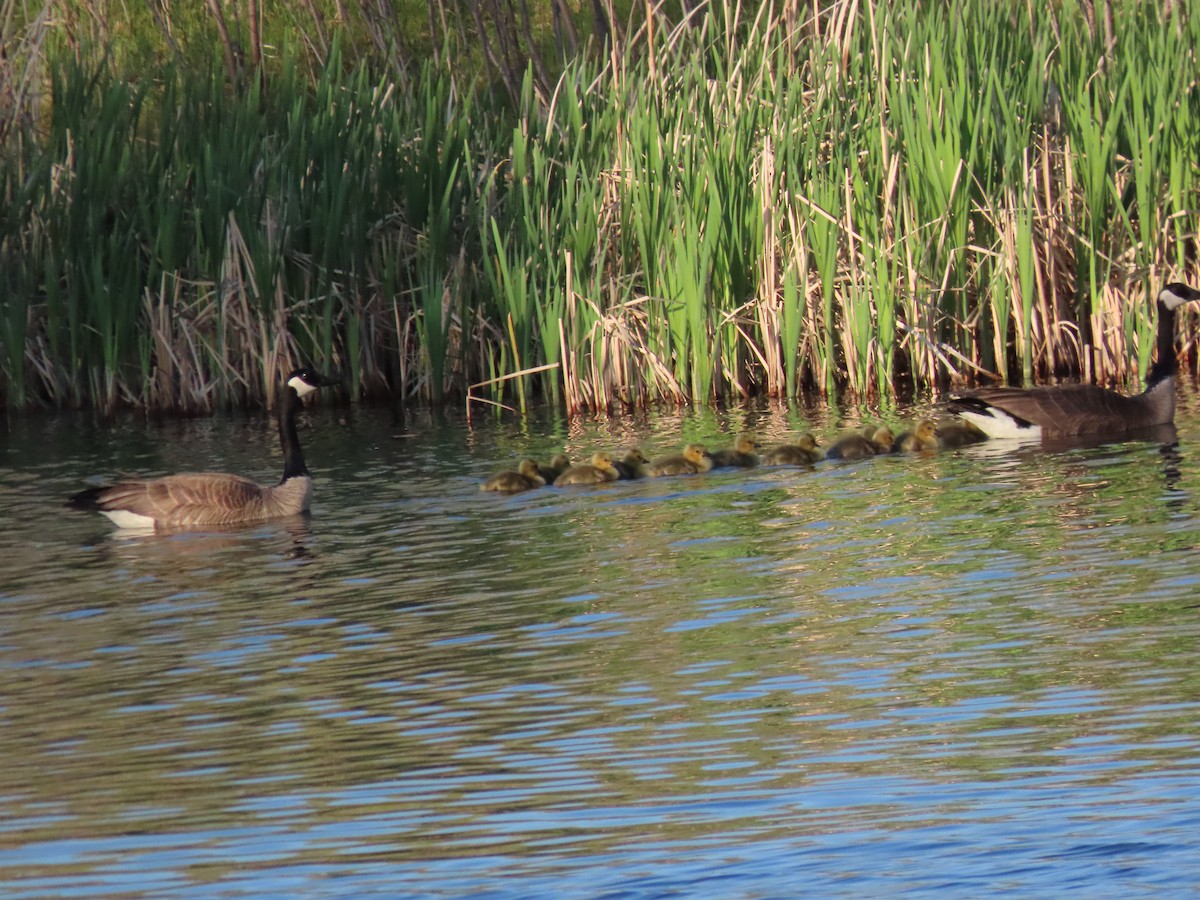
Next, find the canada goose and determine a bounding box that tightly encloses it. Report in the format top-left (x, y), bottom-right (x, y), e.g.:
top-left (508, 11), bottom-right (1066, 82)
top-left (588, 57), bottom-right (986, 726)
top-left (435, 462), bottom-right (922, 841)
top-left (949, 283), bottom-right (1200, 438)
top-left (826, 425), bottom-right (891, 460)
top-left (647, 443), bottom-right (714, 477)
top-left (613, 448), bottom-right (649, 480)
top-left (892, 419), bottom-right (939, 453)
top-left (536, 453), bottom-right (571, 483)
top-left (67, 368), bottom-right (339, 529)
top-left (554, 451), bottom-right (620, 486)
top-left (709, 434), bottom-right (761, 468)
top-left (762, 433), bottom-right (822, 466)
top-left (482, 458), bottom-right (547, 494)
top-left (936, 419), bottom-right (987, 449)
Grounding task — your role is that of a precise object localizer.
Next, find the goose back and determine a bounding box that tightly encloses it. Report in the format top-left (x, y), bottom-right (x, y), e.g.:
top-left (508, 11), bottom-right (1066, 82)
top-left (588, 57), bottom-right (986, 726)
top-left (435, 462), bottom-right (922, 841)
top-left (950, 381), bottom-right (1174, 437)
top-left (70, 472), bottom-right (313, 529)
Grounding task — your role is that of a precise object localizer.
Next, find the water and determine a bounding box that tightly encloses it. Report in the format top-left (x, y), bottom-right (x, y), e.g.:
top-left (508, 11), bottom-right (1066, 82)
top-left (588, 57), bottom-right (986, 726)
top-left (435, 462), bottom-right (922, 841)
top-left (4, 397), bottom-right (1200, 897)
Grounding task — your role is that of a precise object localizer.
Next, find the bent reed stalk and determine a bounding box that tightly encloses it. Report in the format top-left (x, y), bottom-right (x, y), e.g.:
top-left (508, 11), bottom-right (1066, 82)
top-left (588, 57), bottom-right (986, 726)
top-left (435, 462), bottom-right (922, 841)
top-left (2, 1), bottom-right (1200, 415)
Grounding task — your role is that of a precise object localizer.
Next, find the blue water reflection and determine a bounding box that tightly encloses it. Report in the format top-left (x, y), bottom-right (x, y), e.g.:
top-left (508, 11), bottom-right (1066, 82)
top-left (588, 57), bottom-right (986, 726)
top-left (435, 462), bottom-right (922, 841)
top-left (2, 402), bottom-right (1200, 895)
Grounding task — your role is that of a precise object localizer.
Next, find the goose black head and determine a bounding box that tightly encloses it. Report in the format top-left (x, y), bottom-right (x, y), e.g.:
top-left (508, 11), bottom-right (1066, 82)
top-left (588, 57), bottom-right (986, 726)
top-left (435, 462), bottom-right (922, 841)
top-left (1158, 283), bottom-right (1200, 311)
top-left (285, 368), bottom-right (341, 398)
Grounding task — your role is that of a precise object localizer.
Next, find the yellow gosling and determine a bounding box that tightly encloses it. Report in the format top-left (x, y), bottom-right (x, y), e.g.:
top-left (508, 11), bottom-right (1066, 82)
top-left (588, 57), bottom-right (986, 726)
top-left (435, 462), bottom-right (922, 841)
top-left (647, 443), bottom-right (714, 477)
top-left (536, 453), bottom-right (572, 484)
top-left (868, 425), bottom-right (895, 454)
top-left (613, 448), bottom-right (650, 480)
top-left (709, 433), bottom-right (761, 468)
top-left (482, 458), bottom-right (547, 494)
top-left (892, 418), bottom-right (939, 452)
top-left (554, 452), bottom-right (620, 486)
top-left (825, 426), bottom-right (879, 461)
top-left (936, 420), bottom-right (987, 449)
top-left (762, 433), bottom-right (822, 466)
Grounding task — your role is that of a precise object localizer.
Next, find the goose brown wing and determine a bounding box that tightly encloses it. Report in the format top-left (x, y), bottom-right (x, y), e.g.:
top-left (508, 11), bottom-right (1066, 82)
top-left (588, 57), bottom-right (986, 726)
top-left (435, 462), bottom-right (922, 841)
top-left (97, 473), bottom-right (268, 526)
top-left (953, 385), bottom-right (1158, 434)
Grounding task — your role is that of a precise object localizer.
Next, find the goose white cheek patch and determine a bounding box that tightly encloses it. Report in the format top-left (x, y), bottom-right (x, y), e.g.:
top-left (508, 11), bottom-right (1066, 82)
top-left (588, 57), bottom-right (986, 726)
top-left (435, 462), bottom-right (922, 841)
top-left (288, 375), bottom-right (318, 398)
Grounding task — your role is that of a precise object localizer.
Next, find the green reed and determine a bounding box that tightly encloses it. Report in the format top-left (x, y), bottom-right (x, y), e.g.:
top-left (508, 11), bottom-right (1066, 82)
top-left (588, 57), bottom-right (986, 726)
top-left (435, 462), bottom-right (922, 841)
top-left (3, 1), bottom-right (1199, 413)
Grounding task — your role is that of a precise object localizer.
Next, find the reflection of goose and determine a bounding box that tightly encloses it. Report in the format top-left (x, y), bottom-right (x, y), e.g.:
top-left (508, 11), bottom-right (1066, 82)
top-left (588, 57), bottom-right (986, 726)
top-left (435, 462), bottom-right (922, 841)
top-left (826, 425), bottom-right (892, 460)
top-left (647, 443), bottom-right (714, 476)
top-left (482, 459), bottom-right (546, 494)
top-left (762, 433), bottom-right (822, 466)
top-left (68, 369), bottom-right (339, 530)
top-left (537, 453), bottom-right (571, 484)
top-left (554, 452), bottom-right (620, 486)
top-left (613, 448), bottom-right (649, 480)
top-left (949, 283), bottom-right (1200, 438)
top-left (710, 434), bottom-right (760, 468)
top-left (892, 419), bottom-right (939, 452)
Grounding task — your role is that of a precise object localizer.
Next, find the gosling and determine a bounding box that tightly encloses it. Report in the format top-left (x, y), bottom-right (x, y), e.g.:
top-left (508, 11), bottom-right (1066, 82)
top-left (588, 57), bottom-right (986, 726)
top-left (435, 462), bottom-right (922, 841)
top-left (537, 453), bottom-right (572, 484)
top-left (482, 459), bottom-right (547, 494)
top-left (709, 434), bottom-right (761, 468)
top-left (891, 418), bottom-right (939, 453)
top-left (554, 452), bottom-right (620, 486)
top-left (613, 448), bottom-right (650, 480)
top-left (762, 433), bottom-right (822, 466)
top-left (826, 425), bottom-right (892, 460)
top-left (647, 443), bottom-right (714, 477)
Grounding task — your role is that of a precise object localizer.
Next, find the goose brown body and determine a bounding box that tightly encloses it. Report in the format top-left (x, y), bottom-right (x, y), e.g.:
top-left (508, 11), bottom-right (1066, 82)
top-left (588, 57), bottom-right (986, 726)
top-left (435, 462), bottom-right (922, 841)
top-left (949, 283), bottom-right (1200, 437)
top-left (68, 368), bottom-right (338, 530)
top-left (69, 473), bottom-right (315, 528)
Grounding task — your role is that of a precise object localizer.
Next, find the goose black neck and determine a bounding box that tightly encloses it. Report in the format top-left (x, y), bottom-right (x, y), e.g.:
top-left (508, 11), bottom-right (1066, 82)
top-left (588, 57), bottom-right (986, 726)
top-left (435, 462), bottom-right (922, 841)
top-left (1146, 299), bottom-right (1180, 389)
top-left (278, 385), bottom-right (310, 482)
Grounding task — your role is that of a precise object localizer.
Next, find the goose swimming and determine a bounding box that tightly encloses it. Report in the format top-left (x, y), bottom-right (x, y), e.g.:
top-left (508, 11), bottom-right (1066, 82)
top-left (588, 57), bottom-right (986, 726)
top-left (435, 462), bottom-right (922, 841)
top-left (762, 433), bottom-right (822, 466)
top-left (891, 418), bottom-right (939, 452)
top-left (68, 368), bottom-right (340, 529)
top-left (709, 434), bottom-right (760, 468)
top-left (647, 443), bottom-right (714, 476)
top-left (949, 283), bottom-right (1200, 438)
top-left (482, 459), bottom-right (547, 494)
top-left (553, 452), bottom-right (620, 486)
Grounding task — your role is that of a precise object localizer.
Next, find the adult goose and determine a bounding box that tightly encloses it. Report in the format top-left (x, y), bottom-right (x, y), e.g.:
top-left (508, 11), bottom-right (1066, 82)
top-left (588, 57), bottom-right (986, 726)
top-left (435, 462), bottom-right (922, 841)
top-left (68, 368), bottom-right (340, 529)
top-left (949, 282), bottom-right (1200, 438)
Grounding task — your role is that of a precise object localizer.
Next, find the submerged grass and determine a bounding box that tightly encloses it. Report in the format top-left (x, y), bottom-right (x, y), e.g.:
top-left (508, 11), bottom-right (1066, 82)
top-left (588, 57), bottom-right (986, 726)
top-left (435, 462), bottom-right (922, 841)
top-left (3, 0), bottom-right (1200, 414)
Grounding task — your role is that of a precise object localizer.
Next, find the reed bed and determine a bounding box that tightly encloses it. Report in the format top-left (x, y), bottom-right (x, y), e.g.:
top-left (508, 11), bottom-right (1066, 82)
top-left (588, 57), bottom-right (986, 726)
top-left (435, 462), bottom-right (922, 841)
top-left (3, 0), bottom-right (1200, 414)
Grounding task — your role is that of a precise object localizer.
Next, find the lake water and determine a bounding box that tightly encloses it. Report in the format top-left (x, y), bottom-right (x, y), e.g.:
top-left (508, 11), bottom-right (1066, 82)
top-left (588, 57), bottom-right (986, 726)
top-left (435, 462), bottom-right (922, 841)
top-left (4, 395), bottom-right (1200, 896)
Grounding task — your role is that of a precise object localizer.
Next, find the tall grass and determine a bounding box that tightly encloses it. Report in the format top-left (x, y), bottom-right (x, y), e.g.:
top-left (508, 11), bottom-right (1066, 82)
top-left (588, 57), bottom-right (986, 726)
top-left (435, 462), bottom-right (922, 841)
top-left (3, 0), bottom-right (1200, 414)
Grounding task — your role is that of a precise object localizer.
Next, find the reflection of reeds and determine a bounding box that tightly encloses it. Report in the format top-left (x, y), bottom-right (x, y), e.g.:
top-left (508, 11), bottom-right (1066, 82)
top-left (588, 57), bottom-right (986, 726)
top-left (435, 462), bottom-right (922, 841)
top-left (3, 3), bottom-right (1200, 413)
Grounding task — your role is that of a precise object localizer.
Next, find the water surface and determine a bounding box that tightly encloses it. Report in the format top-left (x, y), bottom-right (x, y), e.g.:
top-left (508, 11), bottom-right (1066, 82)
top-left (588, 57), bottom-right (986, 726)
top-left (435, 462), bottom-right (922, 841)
top-left (3, 398), bottom-right (1200, 896)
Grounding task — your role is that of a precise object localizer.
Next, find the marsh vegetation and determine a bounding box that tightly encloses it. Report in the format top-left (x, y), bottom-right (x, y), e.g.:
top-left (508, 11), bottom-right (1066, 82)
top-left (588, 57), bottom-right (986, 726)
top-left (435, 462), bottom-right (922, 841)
top-left (2, 0), bottom-right (1198, 414)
